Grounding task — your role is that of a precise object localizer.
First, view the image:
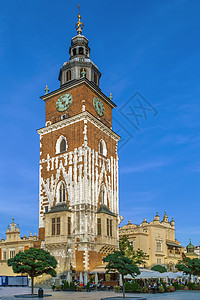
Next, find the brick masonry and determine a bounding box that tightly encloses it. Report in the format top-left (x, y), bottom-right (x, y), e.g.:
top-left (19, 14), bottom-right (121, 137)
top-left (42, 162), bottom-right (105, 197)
top-left (38, 72), bottom-right (120, 275)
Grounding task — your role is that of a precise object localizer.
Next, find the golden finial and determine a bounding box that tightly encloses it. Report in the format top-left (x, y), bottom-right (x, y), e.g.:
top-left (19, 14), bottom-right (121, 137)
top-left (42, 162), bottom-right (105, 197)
top-left (109, 93), bottom-right (113, 100)
top-left (44, 85), bottom-right (49, 95)
top-left (75, 4), bottom-right (84, 35)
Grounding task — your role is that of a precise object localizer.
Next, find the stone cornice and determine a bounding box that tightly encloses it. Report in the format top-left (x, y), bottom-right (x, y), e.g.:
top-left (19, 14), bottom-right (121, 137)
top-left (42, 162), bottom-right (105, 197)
top-left (40, 78), bottom-right (116, 108)
top-left (37, 110), bottom-right (121, 141)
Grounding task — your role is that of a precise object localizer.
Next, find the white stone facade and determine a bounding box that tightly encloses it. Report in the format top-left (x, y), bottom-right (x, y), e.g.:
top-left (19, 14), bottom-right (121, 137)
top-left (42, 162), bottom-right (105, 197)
top-left (37, 111), bottom-right (120, 272)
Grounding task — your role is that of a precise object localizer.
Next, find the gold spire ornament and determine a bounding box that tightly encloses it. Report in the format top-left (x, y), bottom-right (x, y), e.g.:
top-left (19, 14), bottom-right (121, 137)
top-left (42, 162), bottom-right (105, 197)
top-left (75, 4), bottom-right (84, 35)
top-left (45, 85), bottom-right (49, 95)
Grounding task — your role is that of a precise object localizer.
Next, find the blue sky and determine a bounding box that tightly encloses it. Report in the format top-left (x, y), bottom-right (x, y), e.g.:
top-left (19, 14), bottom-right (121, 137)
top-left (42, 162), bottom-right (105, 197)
top-left (0, 0), bottom-right (200, 246)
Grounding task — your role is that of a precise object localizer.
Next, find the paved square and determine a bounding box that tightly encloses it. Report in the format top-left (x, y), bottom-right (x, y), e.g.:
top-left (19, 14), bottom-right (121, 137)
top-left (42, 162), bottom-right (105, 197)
top-left (1, 287), bottom-right (200, 300)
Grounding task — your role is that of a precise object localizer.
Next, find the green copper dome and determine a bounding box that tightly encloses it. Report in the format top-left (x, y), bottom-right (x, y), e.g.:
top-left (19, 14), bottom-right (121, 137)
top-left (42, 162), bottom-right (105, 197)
top-left (187, 239), bottom-right (195, 252)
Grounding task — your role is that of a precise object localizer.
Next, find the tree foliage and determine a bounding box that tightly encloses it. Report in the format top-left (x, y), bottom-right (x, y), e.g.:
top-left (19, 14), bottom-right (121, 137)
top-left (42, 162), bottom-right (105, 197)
top-left (151, 265), bottom-right (167, 273)
top-left (8, 248), bottom-right (57, 294)
top-left (176, 257), bottom-right (200, 280)
top-left (103, 250), bottom-right (140, 298)
top-left (119, 235), bottom-right (148, 266)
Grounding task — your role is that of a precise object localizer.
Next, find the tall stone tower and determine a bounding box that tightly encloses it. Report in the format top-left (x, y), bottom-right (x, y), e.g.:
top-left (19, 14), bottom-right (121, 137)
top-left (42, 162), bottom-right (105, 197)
top-left (37, 13), bottom-right (120, 275)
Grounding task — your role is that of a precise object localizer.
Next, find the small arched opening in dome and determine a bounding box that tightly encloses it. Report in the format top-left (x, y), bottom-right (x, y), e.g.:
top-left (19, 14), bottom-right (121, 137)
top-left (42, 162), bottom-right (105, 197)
top-left (73, 48), bottom-right (77, 56)
top-left (79, 47), bottom-right (84, 54)
top-left (66, 70), bottom-right (71, 81)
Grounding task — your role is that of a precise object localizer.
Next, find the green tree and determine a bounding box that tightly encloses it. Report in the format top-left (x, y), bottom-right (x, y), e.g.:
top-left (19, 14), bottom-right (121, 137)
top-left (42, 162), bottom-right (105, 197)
top-left (176, 257), bottom-right (200, 282)
top-left (151, 265), bottom-right (167, 273)
top-left (119, 236), bottom-right (148, 266)
top-left (103, 250), bottom-right (140, 298)
top-left (8, 248), bottom-right (57, 295)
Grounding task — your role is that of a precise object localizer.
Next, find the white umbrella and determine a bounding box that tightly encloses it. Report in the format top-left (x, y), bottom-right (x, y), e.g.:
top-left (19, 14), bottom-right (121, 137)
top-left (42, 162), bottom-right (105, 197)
top-left (125, 270), bottom-right (167, 280)
top-left (162, 272), bottom-right (177, 279)
top-left (162, 272), bottom-right (187, 279)
top-left (119, 274), bottom-right (123, 286)
top-left (95, 272), bottom-right (98, 284)
top-left (66, 271), bottom-right (71, 283)
top-left (84, 271), bottom-right (88, 285)
top-left (80, 272), bottom-right (83, 284)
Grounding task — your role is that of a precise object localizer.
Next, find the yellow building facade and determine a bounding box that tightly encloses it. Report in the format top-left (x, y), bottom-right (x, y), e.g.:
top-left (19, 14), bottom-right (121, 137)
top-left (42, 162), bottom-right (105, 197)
top-left (0, 219), bottom-right (39, 276)
top-left (119, 212), bottom-right (183, 271)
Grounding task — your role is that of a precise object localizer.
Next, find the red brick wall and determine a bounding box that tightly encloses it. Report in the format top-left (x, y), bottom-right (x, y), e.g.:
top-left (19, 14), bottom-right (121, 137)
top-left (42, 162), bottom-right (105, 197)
top-left (75, 250), bottom-right (84, 272)
top-left (40, 121), bottom-right (84, 160)
top-left (88, 251), bottom-right (104, 271)
top-left (75, 250), bottom-right (106, 272)
top-left (39, 228), bottom-right (45, 240)
top-left (87, 122), bottom-right (117, 159)
top-left (45, 83), bottom-right (112, 128)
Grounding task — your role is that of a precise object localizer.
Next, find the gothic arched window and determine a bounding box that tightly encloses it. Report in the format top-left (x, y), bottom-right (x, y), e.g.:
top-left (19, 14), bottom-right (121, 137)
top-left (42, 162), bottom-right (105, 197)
top-left (100, 184), bottom-right (107, 206)
top-left (66, 70), bottom-right (71, 81)
top-left (99, 139), bottom-right (107, 156)
top-left (59, 182), bottom-right (66, 202)
top-left (56, 136), bottom-right (67, 154)
top-left (60, 139), bottom-right (66, 153)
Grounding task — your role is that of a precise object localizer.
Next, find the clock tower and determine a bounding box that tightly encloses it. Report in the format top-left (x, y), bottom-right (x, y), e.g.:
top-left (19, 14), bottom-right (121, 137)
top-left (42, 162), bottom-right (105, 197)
top-left (37, 13), bottom-right (120, 276)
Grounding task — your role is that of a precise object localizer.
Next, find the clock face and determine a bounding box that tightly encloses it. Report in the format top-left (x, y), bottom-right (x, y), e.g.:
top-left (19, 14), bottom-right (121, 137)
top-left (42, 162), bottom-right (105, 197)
top-left (93, 97), bottom-right (104, 117)
top-left (56, 93), bottom-right (73, 112)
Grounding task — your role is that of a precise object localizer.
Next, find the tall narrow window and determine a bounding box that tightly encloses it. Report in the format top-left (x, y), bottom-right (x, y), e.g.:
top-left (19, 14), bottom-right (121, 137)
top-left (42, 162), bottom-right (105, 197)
top-left (157, 242), bottom-right (162, 252)
top-left (59, 182), bottom-right (66, 202)
top-left (100, 184), bottom-right (107, 206)
top-left (66, 70), bottom-right (71, 81)
top-left (73, 48), bottom-right (76, 56)
top-left (99, 140), bottom-right (107, 156)
top-left (107, 219), bottom-right (109, 236)
top-left (110, 220), bottom-right (112, 237)
top-left (68, 217), bottom-right (71, 235)
top-left (60, 139), bottom-right (66, 153)
top-left (157, 258), bottom-right (161, 264)
top-left (94, 73), bottom-right (97, 84)
top-left (97, 218), bottom-right (101, 236)
top-left (9, 250), bottom-right (15, 259)
top-left (100, 141), bottom-right (103, 154)
top-left (100, 185), bottom-right (105, 204)
top-left (3, 252), bottom-right (6, 260)
top-left (57, 217), bottom-right (60, 235)
top-left (52, 218), bottom-right (55, 235)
